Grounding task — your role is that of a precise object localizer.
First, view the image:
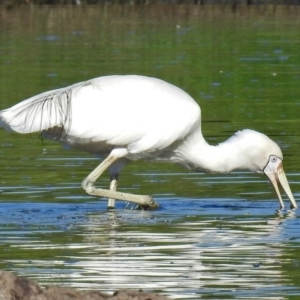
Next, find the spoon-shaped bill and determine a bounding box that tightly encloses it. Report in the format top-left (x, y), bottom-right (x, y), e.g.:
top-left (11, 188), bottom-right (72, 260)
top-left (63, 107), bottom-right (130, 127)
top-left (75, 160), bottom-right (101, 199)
top-left (264, 157), bottom-right (297, 210)
top-left (277, 167), bottom-right (297, 210)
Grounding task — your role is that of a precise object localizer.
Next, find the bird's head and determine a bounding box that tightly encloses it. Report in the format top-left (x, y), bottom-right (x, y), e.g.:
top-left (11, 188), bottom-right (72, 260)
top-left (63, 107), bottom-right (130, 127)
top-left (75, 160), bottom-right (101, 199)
top-left (230, 129), bottom-right (297, 210)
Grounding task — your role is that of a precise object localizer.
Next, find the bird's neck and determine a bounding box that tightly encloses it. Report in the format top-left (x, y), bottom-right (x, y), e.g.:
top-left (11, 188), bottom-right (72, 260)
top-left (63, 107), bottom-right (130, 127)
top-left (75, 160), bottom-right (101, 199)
top-left (175, 130), bottom-right (253, 174)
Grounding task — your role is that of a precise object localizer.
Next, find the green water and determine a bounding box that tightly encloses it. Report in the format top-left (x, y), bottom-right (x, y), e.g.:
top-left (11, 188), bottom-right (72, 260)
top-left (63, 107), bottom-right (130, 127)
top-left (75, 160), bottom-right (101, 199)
top-left (0, 5), bottom-right (300, 299)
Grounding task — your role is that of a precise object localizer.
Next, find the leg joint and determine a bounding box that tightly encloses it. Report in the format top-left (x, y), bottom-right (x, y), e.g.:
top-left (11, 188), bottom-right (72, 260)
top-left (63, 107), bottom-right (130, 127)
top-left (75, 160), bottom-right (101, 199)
top-left (81, 179), bottom-right (95, 194)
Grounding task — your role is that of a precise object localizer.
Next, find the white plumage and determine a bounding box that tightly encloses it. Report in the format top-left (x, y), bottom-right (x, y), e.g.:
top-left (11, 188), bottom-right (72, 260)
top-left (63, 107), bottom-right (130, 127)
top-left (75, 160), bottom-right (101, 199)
top-left (0, 75), bottom-right (297, 210)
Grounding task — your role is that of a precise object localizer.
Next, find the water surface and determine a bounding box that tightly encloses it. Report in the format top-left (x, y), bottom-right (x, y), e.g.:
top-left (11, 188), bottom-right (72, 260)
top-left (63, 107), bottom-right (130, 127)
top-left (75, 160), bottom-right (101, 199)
top-left (0, 5), bottom-right (300, 299)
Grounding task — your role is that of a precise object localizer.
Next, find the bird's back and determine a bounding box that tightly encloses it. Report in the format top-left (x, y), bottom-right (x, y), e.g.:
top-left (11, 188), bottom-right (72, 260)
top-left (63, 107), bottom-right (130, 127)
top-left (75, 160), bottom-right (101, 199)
top-left (0, 75), bottom-right (201, 156)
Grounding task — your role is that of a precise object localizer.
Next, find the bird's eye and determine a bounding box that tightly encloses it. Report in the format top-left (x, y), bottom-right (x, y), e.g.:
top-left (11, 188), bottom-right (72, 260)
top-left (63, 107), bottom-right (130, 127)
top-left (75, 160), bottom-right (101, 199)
top-left (270, 156), bottom-right (278, 163)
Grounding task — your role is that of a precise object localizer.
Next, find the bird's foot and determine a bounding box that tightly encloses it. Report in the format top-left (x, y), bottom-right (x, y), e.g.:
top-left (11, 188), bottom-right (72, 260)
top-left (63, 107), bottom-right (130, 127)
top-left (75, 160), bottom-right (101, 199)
top-left (123, 198), bottom-right (159, 211)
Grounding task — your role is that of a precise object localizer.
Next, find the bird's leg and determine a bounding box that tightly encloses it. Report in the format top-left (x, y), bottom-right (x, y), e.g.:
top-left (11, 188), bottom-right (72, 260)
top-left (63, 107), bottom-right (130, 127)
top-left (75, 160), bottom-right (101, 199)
top-left (81, 153), bottom-right (159, 209)
top-left (107, 175), bottom-right (118, 209)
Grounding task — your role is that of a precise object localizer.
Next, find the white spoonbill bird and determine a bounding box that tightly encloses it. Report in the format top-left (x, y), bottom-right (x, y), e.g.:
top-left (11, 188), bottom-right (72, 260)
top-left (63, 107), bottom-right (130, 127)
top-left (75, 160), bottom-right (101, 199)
top-left (0, 75), bottom-right (297, 210)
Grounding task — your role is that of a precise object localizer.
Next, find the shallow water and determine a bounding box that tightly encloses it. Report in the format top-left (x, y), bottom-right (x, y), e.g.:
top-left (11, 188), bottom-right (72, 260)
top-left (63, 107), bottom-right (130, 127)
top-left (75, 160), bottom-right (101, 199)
top-left (1, 195), bottom-right (300, 299)
top-left (0, 4), bottom-right (300, 300)
top-left (1, 159), bottom-right (300, 299)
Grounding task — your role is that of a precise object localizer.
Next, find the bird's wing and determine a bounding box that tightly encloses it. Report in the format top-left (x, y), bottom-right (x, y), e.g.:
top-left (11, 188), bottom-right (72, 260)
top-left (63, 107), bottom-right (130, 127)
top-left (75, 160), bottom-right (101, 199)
top-left (66, 76), bottom-right (201, 153)
top-left (0, 75), bottom-right (201, 154)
